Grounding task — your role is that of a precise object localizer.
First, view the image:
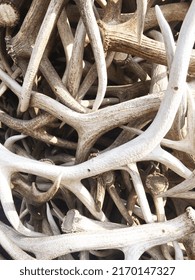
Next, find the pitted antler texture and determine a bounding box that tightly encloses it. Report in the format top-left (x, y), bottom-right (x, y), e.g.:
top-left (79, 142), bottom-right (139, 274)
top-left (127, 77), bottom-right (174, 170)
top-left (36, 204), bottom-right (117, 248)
top-left (0, 0), bottom-right (195, 260)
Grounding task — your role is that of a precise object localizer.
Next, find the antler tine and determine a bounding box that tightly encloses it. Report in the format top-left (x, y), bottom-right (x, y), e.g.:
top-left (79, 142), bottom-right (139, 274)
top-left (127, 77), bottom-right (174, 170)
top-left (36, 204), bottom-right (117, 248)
top-left (19, 0), bottom-right (64, 112)
top-left (75, 0), bottom-right (107, 111)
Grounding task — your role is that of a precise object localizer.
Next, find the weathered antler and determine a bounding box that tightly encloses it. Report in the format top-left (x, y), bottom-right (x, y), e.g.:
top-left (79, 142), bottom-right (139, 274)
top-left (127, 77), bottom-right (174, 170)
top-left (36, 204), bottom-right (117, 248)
top-left (0, 0), bottom-right (195, 260)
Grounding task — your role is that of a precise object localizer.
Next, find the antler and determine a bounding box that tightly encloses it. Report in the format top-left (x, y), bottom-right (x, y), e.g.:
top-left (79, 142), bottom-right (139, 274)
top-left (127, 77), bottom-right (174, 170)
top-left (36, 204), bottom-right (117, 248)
top-left (0, 0), bottom-right (195, 260)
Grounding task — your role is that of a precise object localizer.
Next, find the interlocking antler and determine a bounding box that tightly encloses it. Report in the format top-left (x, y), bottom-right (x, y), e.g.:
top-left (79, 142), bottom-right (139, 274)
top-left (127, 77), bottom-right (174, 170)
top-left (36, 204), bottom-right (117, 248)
top-left (0, 0), bottom-right (195, 260)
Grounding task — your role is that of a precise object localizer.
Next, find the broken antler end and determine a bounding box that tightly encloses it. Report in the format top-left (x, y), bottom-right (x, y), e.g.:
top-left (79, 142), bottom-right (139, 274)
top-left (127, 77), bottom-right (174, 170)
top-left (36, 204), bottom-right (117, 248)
top-left (186, 207), bottom-right (195, 227)
top-left (0, 2), bottom-right (20, 27)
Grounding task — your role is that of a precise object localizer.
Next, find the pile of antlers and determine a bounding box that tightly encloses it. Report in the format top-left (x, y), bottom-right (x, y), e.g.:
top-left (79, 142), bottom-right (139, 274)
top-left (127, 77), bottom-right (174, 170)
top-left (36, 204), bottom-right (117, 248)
top-left (0, 0), bottom-right (195, 260)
